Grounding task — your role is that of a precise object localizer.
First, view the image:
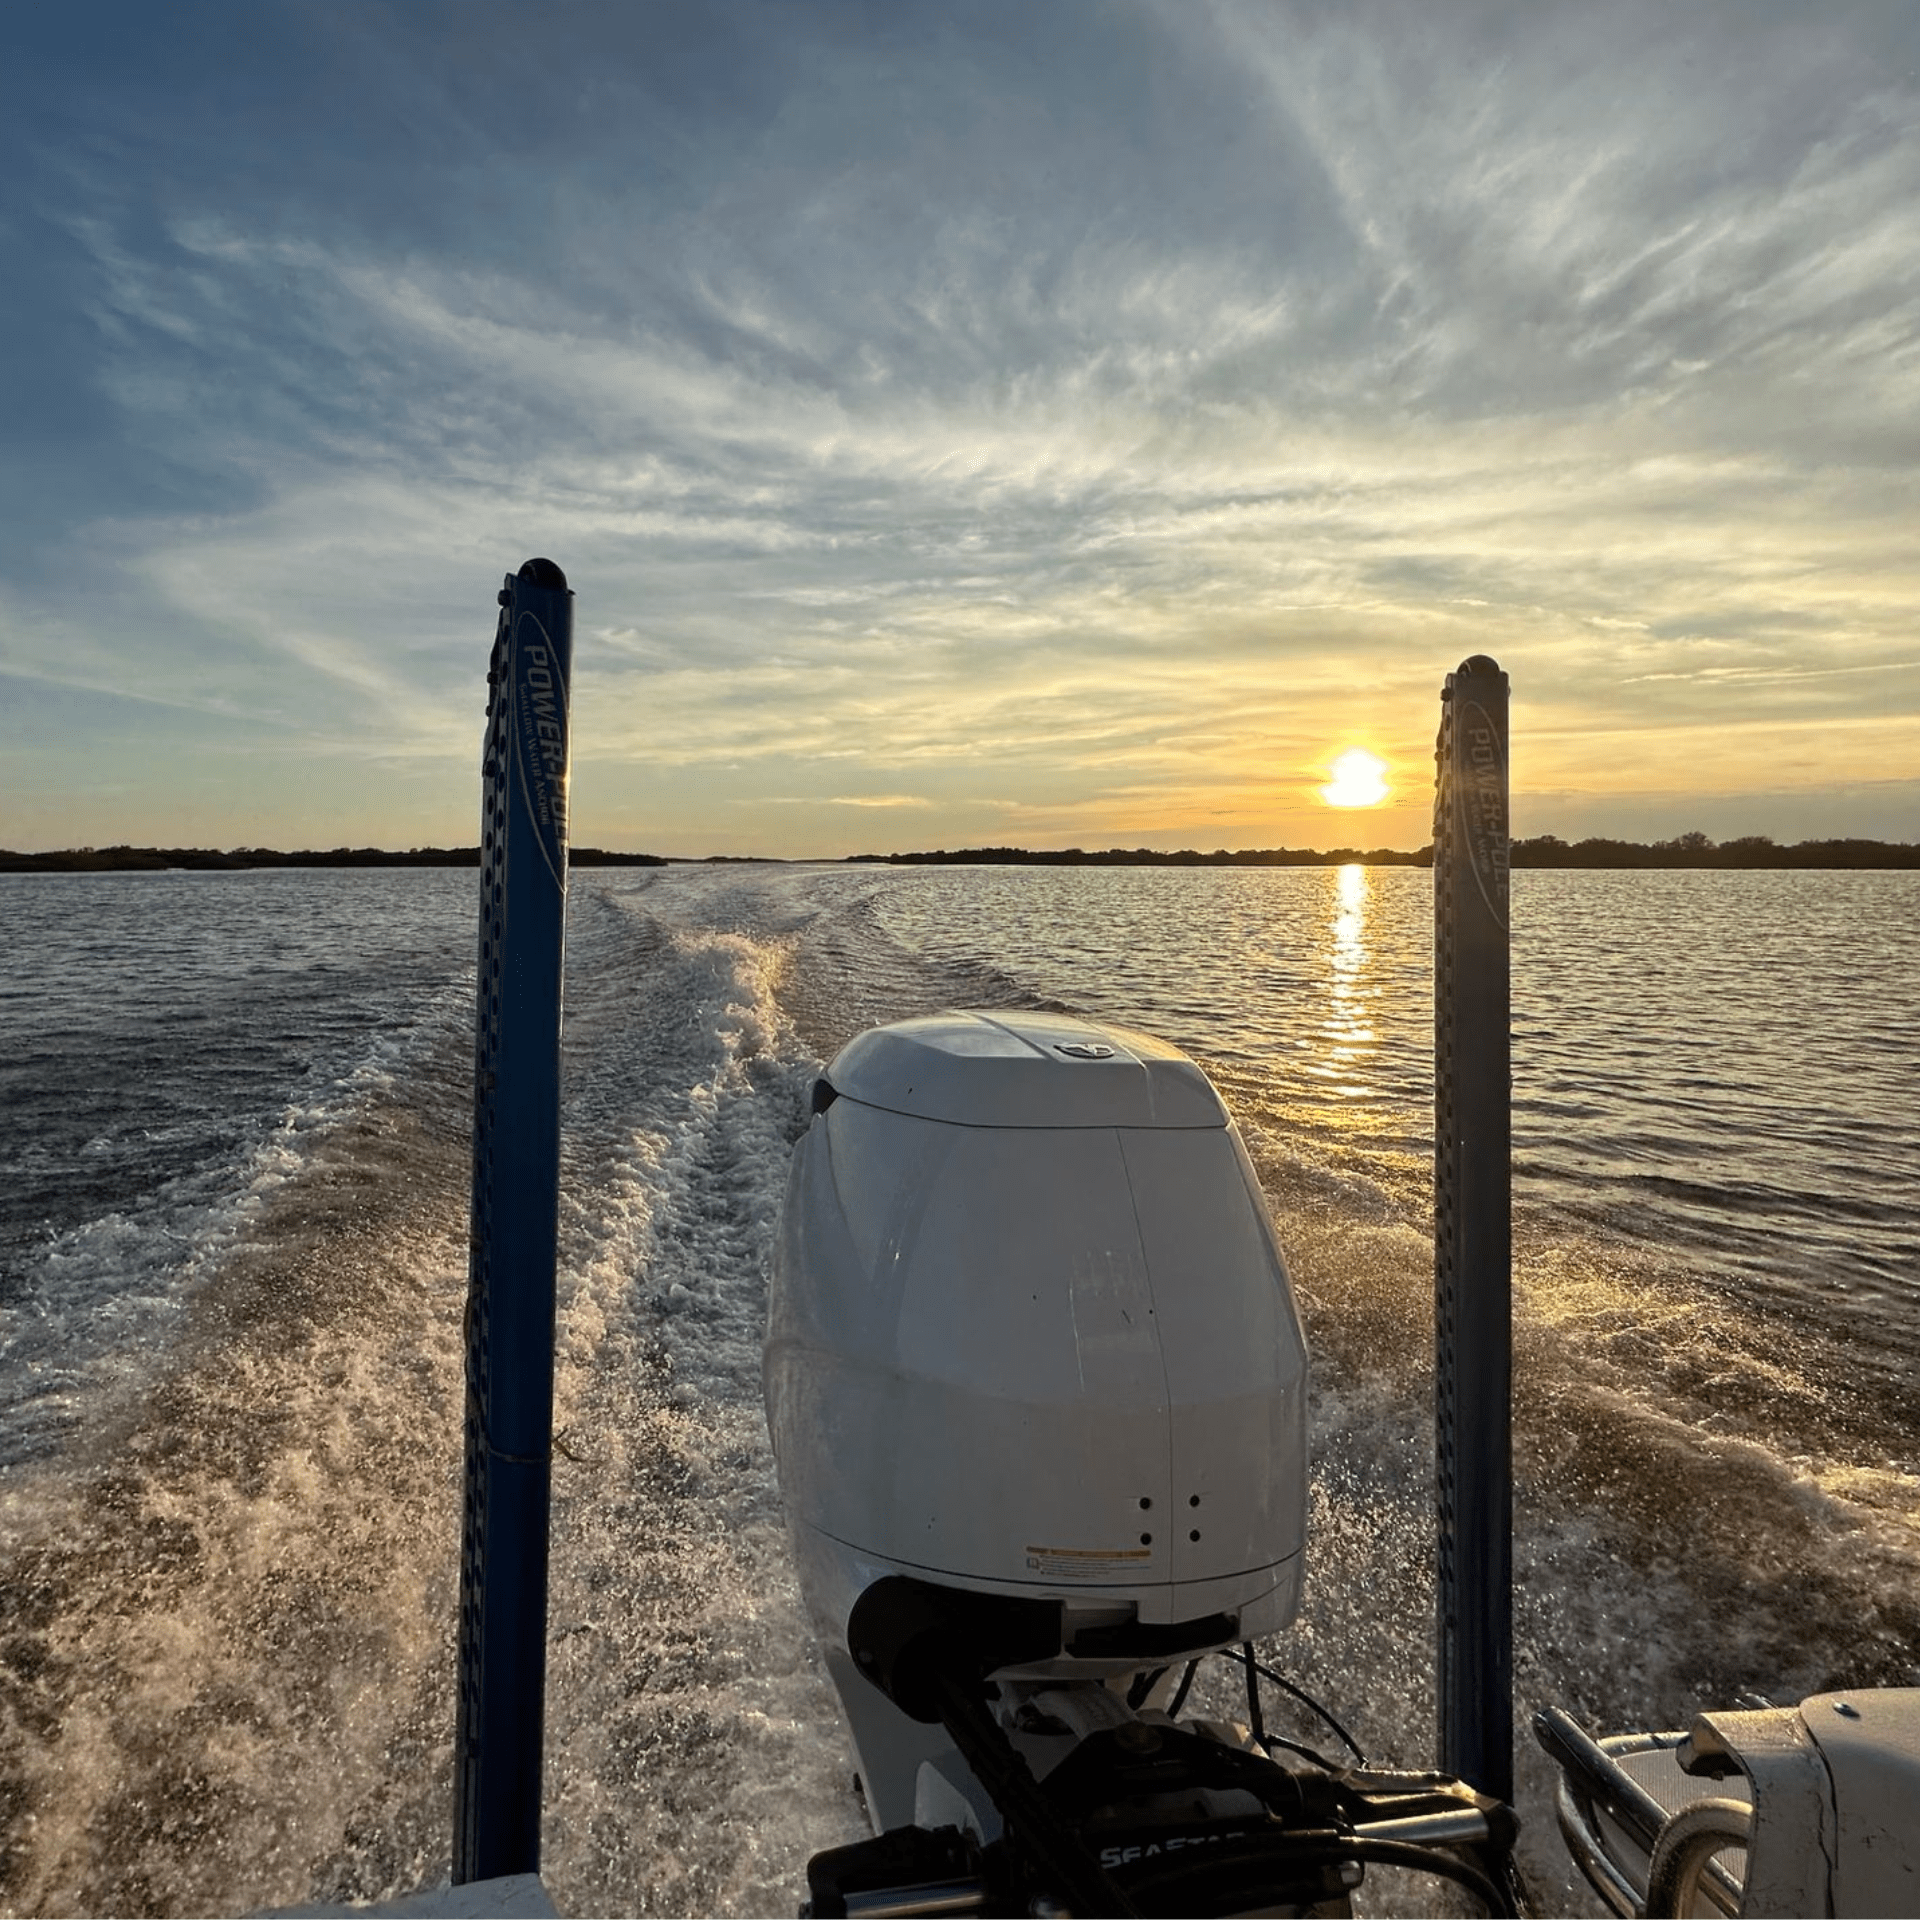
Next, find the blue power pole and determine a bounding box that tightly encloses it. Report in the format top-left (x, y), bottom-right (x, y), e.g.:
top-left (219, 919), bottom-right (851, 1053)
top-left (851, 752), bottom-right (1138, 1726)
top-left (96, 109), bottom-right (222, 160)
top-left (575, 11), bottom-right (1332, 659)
top-left (454, 559), bottom-right (574, 1884)
top-left (1432, 655), bottom-right (1513, 1804)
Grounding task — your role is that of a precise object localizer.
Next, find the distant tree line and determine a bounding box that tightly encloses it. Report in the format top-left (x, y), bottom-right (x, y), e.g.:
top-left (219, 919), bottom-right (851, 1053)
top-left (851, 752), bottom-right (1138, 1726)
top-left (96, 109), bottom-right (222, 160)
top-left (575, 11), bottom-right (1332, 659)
top-left (0, 845), bottom-right (672, 873)
top-left (1510, 833), bottom-right (1918, 869)
top-left (851, 833), bottom-right (1919, 870)
top-left (6, 834), bottom-right (1914, 874)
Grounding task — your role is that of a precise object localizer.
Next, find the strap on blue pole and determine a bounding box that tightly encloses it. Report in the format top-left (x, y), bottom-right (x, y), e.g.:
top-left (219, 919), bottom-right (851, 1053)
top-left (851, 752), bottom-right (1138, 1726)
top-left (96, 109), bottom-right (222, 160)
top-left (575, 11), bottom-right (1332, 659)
top-left (453, 558), bottom-right (573, 1883)
top-left (1432, 654), bottom-right (1513, 1803)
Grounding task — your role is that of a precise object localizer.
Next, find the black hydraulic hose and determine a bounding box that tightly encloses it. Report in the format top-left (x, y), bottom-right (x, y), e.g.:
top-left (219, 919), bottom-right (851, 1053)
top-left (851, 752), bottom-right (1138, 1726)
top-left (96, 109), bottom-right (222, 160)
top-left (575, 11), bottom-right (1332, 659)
top-left (1228, 1648), bottom-right (1369, 1765)
top-left (1345, 1837), bottom-right (1514, 1916)
top-left (1126, 1664), bottom-right (1168, 1711)
top-left (1118, 1832), bottom-right (1514, 1918)
top-left (927, 1670), bottom-right (1141, 1919)
top-left (1243, 1642), bottom-right (1267, 1752)
top-left (1264, 1730), bottom-right (1349, 1770)
top-left (1166, 1659), bottom-right (1200, 1719)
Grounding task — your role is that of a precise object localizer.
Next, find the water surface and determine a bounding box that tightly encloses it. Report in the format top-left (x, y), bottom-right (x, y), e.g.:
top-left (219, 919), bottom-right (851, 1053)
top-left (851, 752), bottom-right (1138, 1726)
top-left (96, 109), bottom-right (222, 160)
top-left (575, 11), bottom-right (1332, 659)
top-left (1, 862), bottom-right (1914, 1915)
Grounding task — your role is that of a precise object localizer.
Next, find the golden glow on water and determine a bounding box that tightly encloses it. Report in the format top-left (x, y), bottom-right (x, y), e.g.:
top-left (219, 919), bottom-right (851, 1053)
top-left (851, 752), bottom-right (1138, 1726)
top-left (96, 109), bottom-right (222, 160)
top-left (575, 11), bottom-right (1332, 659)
top-left (1312, 862), bottom-right (1378, 1099)
top-left (859, 861), bottom-right (1920, 1757)
top-left (1318, 747), bottom-right (1390, 809)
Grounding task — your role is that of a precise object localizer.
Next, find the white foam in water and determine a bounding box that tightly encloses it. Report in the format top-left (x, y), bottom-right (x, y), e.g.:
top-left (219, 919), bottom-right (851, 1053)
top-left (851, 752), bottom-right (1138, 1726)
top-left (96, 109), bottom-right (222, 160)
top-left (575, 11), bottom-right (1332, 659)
top-left (0, 973), bottom-right (474, 1472)
top-left (1, 862), bottom-right (1916, 1917)
top-left (536, 889), bottom-right (868, 1915)
top-left (0, 898), bottom-right (480, 1466)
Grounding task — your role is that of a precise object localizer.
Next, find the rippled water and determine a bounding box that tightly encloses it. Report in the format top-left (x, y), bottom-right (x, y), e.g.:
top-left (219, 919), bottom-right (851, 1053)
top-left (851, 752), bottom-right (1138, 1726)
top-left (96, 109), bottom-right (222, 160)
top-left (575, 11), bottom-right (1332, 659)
top-left (871, 863), bottom-right (1920, 1314)
top-left (0, 871), bottom-right (477, 1464)
top-left (0, 861), bottom-right (1915, 1916)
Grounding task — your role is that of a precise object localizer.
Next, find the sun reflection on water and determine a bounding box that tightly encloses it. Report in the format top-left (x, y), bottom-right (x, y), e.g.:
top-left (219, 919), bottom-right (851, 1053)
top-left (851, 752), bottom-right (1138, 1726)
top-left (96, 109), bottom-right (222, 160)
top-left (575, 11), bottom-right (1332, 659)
top-left (1312, 862), bottom-right (1378, 1098)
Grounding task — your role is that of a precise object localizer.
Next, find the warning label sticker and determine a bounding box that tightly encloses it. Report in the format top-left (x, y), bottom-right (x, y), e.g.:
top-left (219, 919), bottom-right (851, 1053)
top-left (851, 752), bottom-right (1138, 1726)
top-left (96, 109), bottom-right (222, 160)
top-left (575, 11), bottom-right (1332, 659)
top-left (1024, 1544), bottom-right (1155, 1582)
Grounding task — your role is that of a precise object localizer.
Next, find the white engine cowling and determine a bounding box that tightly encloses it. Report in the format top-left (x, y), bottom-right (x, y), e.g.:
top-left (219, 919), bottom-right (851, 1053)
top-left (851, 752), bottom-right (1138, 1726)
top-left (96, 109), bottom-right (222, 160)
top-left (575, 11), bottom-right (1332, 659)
top-left (765, 1010), bottom-right (1309, 1825)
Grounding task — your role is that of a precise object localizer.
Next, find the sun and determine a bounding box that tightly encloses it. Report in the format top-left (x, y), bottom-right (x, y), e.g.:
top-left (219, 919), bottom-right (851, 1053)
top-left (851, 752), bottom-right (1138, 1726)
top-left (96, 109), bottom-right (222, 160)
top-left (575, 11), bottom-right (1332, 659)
top-left (1319, 748), bottom-right (1390, 809)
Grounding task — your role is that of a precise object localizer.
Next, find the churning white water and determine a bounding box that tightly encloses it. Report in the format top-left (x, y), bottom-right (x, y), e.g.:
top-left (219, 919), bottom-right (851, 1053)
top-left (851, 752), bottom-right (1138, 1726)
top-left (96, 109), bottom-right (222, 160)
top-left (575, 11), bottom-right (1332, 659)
top-left (1, 861), bottom-right (1916, 1915)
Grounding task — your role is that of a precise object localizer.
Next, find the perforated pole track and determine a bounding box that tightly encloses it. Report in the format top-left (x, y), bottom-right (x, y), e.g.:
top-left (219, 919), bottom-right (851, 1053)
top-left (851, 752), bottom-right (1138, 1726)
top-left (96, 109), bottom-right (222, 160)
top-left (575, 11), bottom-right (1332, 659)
top-left (1432, 655), bottom-right (1513, 1804)
top-left (454, 558), bottom-right (573, 1884)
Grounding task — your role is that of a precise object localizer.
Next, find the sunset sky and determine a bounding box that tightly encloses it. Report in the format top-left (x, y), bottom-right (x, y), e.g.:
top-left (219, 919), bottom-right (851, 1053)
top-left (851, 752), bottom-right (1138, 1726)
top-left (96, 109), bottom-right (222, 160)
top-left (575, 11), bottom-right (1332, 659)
top-left (4, 1), bottom-right (1917, 856)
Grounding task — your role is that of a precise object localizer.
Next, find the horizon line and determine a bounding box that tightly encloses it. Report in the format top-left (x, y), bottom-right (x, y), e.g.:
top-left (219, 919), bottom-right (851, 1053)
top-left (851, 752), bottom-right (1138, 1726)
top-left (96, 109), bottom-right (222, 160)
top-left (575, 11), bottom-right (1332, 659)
top-left (4, 832), bottom-right (1918, 875)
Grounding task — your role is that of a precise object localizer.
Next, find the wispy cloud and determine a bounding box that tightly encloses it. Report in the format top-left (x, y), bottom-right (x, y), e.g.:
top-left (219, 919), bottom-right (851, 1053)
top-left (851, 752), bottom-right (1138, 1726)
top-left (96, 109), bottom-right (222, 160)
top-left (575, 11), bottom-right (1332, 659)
top-left (765, 793), bottom-right (936, 809)
top-left (2, 1), bottom-right (1916, 851)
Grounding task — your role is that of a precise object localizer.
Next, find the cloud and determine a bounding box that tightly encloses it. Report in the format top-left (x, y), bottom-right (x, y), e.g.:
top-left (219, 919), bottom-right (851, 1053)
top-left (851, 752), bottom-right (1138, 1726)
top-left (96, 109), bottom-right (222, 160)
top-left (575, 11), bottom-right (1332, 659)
top-left (3, 1), bottom-right (1917, 850)
top-left (764, 794), bottom-right (935, 809)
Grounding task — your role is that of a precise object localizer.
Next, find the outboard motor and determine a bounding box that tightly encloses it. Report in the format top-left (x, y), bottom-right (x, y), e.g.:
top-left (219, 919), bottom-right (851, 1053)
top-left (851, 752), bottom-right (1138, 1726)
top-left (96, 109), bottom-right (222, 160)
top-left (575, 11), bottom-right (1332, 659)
top-left (768, 1010), bottom-right (1308, 1817)
top-left (769, 1012), bottom-right (1519, 1917)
